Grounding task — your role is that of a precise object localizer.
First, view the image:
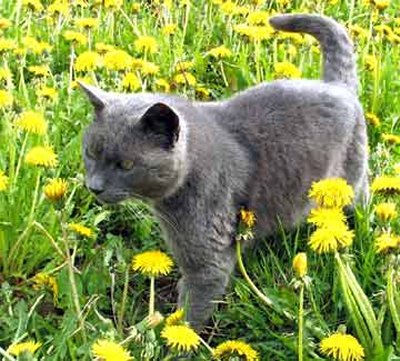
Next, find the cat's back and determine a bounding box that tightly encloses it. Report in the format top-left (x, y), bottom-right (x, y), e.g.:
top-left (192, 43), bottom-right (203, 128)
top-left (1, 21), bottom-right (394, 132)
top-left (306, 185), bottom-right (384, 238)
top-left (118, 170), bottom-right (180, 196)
top-left (214, 79), bottom-right (361, 132)
top-left (199, 79), bottom-right (367, 235)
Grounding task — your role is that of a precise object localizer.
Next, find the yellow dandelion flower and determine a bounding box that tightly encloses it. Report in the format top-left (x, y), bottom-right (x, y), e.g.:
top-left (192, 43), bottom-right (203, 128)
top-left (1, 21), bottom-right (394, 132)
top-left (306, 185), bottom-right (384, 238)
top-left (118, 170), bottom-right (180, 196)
top-left (174, 61), bottom-right (194, 72)
top-left (382, 133), bottom-right (400, 145)
top-left (162, 23), bottom-right (177, 36)
top-left (394, 163), bottom-right (400, 175)
top-left (95, 42), bottom-right (115, 54)
top-left (0, 89), bottom-right (13, 107)
top-left (234, 24), bottom-right (273, 41)
top-left (308, 223), bottom-right (354, 253)
top-left (277, 0), bottom-right (290, 5)
top-left (35, 41), bottom-right (52, 55)
top-left (174, 72), bottom-right (197, 86)
top-left (8, 341), bottom-right (42, 356)
top-left (220, 2), bottom-right (249, 16)
top-left (320, 333), bottom-right (365, 361)
top-left (68, 223), bottom-right (93, 238)
top-left (375, 202), bottom-right (397, 221)
top-left (0, 170), bottom-right (9, 191)
top-left (208, 45), bottom-right (232, 59)
top-left (292, 252), bottom-right (307, 278)
top-left (0, 67), bottom-right (12, 82)
top-left (44, 178), bottom-right (68, 201)
top-left (247, 10), bottom-right (269, 25)
top-left (28, 65), bottom-right (50, 77)
top-left (274, 61), bottom-right (301, 79)
top-left (134, 35), bottom-right (158, 54)
top-left (278, 32), bottom-right (304, 44)
top-left (0, 18), bottom-right (12, 30)
top-left (240, 209), bottom-right (256, 228)
top-left (155, 78), bottom-right (170, 92)
top-left (308, 178), bottom-right (354, 208)
top-left (37, 86), bottom-right (58, 101)
top-left (47, 1), bottom-right (69, 16)
top-left (278, 43), bottom-right (298, 57)
top-left (75, 51), bottom-right (102, 72)
top-left (166, 309), bottom-right (185, 326)
top-left (32, 272), bottom-right (58, 301)
top-left (15, 111), bottom-right (47, 135)
top-left (365, 112), bottom-right (380, 127)
top-left (132, 250), bottom-right (173, 277)
top-left (213, 340), bottom-right (259, 361)
top-left (63, 30), bottom-right (87, 45)
top-left (371, 0), bottom-right (390, 10)
top-left (161, 325), bottom-right (200, 352)
top-left (131, 3), bottom-right (140, 12)
top-left (24, 36), bottom-right (41, 51)
top-left (122, 72), bottom-right (141, 91)
top-left (195, 87), bottom-right (211, 100)
top-left (363, 54), bottom-right (378, 72)
top-left (75, 17), bottom-right (99, 29)
top-left (104, 49), bottom-right (132, 71)
top-left (374, 24), bottom-right (393, 37)
top-left (0, 38), bottom-right (16, 52)
top-left (375, 232), bottom-right (400, 253)
top-left (103, 0), bottom-right (123, 9)
top-left (139, 61), bottom-right (159, 76)
top-left (22, 0), bottom-right (43, 12)
top-left (92, 340), bottom-right (132, 361)
top-left (307, 207), bottom-right (346, 227)
top-left (25, 146), bottom-right (58, 167)
top-left (371, 176), bottom-right (400, 195)
top-left (348, 25), bottom-right (369, 39)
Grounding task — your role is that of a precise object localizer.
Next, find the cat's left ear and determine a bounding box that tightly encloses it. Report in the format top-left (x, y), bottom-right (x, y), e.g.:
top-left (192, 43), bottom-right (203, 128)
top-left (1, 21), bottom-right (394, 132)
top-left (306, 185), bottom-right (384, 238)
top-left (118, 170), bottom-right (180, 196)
top-left (78, 81), bottom-right (109, 112)
top-left (140, 103), bottom-right (180, 148)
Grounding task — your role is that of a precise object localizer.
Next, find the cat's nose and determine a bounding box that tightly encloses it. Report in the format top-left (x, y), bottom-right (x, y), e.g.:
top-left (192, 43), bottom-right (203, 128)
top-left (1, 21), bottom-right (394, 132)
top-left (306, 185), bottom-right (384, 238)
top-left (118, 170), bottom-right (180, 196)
top-left (86, 175), bottom-right (104, 195)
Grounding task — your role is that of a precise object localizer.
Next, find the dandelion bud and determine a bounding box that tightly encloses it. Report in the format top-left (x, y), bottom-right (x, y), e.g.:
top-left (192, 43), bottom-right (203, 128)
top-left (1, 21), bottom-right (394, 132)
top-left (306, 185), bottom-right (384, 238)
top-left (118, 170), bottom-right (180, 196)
top-left (292, 252), bottom-right (307, 278)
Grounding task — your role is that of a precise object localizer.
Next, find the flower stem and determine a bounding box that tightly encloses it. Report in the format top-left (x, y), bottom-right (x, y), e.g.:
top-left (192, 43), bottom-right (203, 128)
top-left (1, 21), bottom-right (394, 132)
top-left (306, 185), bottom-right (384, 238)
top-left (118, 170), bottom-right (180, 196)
top-left (298, 282), bottom-right (304, 361)
top-left (28, 170), bottom-right (42, 223)
top-left (199, 336), bottom-right (214, 354)
top-left (58, 211), bottom-right (86, 342)
top-left (149, 276), bottom-right (155, 316)
top-left (33, 221), bottom-right (64, 258)
top-left (118, 265), bottom-right (130, 333)
top-left (0, 347), bottom-right (15, 361)
top-left (12, 132), bottom-right (29, 186)
top-left (236, 240), bottom-right (273, 307)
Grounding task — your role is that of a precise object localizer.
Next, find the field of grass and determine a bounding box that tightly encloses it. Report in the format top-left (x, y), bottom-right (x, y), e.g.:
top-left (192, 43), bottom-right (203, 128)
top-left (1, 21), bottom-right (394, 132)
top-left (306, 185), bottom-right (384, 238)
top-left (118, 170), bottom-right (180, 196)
top-left (1, 0), bottom-right (400, 360)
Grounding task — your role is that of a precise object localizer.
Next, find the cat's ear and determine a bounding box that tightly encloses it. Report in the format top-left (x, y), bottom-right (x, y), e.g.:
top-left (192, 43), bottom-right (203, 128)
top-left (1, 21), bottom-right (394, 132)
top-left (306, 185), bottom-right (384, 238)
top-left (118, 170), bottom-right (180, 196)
top-left (140, 103), bottom-right (180, 148)
top-left (78, 81), bottom-right (108, 112)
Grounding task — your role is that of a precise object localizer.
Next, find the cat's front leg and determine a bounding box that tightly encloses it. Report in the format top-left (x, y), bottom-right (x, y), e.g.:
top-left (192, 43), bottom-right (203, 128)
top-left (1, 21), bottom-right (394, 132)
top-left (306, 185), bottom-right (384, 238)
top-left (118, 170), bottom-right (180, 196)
top-left (177, 249), bottom-right (236, 330)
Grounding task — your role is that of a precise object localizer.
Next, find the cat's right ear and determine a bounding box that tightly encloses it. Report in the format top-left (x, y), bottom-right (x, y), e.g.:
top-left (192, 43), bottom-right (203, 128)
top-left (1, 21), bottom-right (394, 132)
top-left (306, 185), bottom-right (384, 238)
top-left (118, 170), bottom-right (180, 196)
top-left (78, 81), bottom-right (108, 113)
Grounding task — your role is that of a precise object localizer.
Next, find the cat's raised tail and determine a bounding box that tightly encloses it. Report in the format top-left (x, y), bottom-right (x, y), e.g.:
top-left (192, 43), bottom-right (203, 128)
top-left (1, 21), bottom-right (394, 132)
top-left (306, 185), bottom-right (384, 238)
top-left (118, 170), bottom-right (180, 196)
top-left (269, 14), bottom-right (358, 94)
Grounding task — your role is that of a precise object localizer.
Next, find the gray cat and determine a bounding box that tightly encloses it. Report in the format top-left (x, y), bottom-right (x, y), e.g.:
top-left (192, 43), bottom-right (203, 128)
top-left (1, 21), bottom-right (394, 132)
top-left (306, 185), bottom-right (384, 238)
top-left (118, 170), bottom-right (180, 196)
top-left (80, 14), bottom-right (368, 330)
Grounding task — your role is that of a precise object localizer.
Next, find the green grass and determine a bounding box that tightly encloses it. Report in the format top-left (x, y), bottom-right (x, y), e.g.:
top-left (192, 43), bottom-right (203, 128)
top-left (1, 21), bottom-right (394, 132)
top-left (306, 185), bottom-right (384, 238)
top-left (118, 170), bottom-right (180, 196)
top-left (1, 0), bottom-right (400, 360)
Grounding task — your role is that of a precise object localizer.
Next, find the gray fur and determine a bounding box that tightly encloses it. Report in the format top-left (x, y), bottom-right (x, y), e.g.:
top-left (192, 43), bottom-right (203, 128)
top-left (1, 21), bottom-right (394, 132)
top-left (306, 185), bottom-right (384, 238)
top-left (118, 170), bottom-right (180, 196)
top-left (81, 14), bottom-right (368, 330)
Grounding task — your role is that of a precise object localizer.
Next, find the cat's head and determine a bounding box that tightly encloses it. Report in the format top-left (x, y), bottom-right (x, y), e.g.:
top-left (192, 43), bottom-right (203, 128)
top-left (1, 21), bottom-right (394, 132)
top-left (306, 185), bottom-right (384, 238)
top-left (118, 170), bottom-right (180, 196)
top-left (80, 82), bottom-right (188, 203)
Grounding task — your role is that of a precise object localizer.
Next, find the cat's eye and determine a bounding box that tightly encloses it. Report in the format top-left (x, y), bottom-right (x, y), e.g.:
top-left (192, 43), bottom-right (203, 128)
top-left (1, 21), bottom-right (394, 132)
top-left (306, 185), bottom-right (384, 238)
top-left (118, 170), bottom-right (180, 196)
top-left (118, 159), bottom-right (134, 170)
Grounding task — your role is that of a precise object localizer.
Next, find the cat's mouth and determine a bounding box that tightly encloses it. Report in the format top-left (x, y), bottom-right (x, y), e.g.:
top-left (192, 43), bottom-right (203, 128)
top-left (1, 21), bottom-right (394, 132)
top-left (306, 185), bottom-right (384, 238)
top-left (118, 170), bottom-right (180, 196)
top-left (91, 190), bottom-right (132, 204)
